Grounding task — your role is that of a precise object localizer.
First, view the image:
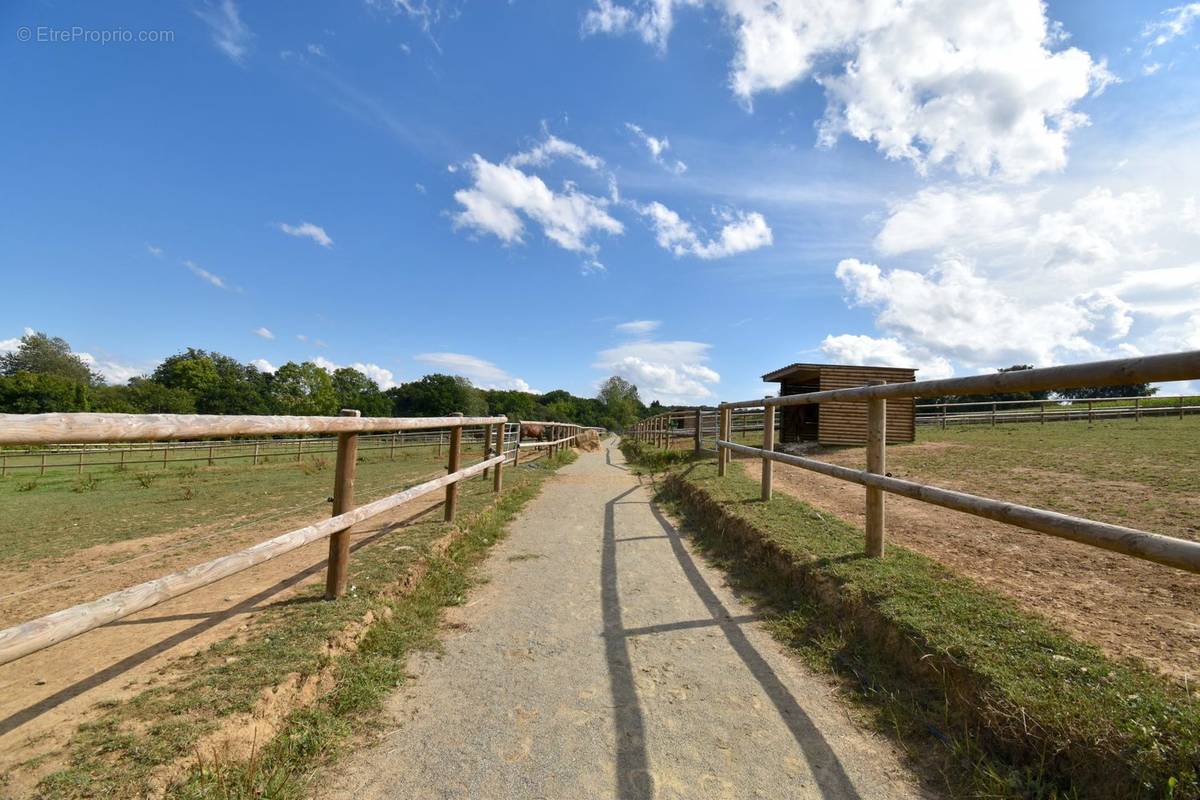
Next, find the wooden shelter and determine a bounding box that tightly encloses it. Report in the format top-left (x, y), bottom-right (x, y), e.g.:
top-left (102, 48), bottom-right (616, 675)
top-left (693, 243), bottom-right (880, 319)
top-left (762, 363), bottom-right (916, 446)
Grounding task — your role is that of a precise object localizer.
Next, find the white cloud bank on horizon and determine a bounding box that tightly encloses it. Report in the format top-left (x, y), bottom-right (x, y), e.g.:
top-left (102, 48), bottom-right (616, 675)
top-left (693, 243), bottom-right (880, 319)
top-left (413, 352), bottom-right (538, 393)
top-left (823, 182), bottom-right (1200, 376)
top-left (594, 339), bottom-right (719, 405)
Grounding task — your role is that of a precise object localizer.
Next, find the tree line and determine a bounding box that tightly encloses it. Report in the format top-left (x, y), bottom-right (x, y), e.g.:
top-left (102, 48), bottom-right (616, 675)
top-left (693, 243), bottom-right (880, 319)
top-left (0, 332), bottom-right (655, 431)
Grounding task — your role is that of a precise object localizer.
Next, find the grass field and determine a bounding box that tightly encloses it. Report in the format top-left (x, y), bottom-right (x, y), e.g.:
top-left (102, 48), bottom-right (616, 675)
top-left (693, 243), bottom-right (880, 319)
top-left (882, 416), bottom-right (1197, 536)
top-left (0, 430), bottom-right (570, 799)
top-left (0, 440), bottom-right (499, 566)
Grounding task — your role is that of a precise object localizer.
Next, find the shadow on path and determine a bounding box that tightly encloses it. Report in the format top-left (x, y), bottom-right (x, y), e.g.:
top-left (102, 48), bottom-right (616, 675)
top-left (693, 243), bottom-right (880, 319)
top-left (0, 505), bottom-right (437, 737)
top-left (601, 484), bottom-right (654, 799)
top-left (646, 498), bottom-right (864, 800)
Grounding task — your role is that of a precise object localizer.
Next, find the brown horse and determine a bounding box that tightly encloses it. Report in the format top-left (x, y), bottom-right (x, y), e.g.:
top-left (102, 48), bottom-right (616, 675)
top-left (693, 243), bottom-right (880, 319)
top-left (520, 423), bottom-right (547, 440)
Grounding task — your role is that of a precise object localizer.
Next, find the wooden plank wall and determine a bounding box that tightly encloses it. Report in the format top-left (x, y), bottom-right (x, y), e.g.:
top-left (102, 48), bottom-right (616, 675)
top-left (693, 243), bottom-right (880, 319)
top-left (818, 366), bottom-right (915, 445)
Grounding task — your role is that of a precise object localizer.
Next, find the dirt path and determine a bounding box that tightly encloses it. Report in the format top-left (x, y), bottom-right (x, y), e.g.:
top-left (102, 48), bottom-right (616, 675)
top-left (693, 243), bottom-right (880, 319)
top-left (740, 457), bottom-right (1200, 685)
top-left (324, 440), bottom-right (932, 800)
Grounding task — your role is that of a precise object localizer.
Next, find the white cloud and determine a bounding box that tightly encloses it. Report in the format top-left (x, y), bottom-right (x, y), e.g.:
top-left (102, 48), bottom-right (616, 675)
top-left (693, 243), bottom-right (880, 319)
top-left (582, 0), bottom-right (701, 50)
top-left (184, 260), bottom-right (230, 290)
top-left (639, 201), bottom-right (772, 259)
top-left (251, 358), bottom-right (276, 373)
top-left (252, 327), bottom-right (275, 340)
top-left (146, 243), bottom-right (163, 257)
top-left (875, 185), bottom-right (1164, 299)
top-left (279, 221), bottom-right (334, 248)
top-left (413, 352), bottom-right (535, 392)
top-left (823, 178), bottom-right (1200, 373)
top-left (310, 356), bottom-right (397, 389)
top-left (415, 182), bottom-right (426, 193)
top-left (834, 256), bottom-right (1135, 368)
top-left (75, 352), bottom-right (144, 385)
top-left (820, 334), bottom-right (954, 380)
top-left (1143, 3), bottom-right (1200, 50)
top-left (349, 362), bottom-right (397, 390)
top-left (0, 336), bottom-right (21, 355)
top-left (507, 133), bottom-right (605, 171)
top-left (593, 340), bottom-right (719, 404)
top-left (615, 319), bottom-right (661, 335)
top-left (306, 43), bottom-right (326, 57)
top-left (625, 122), bottom-right (687, 174)
top-left (452, 152), bottom-right (623, 262)
top-left (586, 0), bottom-right (1112, 180)
top-left (195, 0), bottom-right (252, 64)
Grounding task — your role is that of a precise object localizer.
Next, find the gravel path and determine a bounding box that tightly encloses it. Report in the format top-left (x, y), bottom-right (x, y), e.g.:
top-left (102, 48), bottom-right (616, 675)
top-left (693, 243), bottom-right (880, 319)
top-left (324, 439), bottom-right (933, 799)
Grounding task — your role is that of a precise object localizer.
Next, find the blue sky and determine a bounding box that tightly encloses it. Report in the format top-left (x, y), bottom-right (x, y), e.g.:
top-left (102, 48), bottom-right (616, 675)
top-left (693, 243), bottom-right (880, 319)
top-left (3, 0), bottom-right (1199, 403)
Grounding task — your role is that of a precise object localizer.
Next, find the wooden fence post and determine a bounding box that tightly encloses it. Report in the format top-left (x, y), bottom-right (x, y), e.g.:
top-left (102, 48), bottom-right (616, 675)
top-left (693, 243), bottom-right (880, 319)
top-left (40, 452), bottom-right (46, 476)
top-left (694, 409), bottom-right (702, 452)
top-left (941, 404), bottom-right (947, 429)
top-left (445, 413), bottom-right (463, 522)
top-left (296, 438), bottom-right (303, 462)
top-left (1040, 402), bottom-right (1046, 425)
top-left (390, 433), bottom-right (396, 459)
top-left (990, 403), bottom-right (997, 427)
top-left (761, 403), bottom-right (775, 501)
top-left (514, 424), bottom-right (523, 468)
top-left (1180, 395), bottom-right (1185, 420)
top-left (163, 444), bottom-right (168, 470)
top-left (718, 407), bottom-right (730, 477)
top-left (481, 423), bottom-right (492, 480)
top-left (1088, 401), bottom-right (1094, 424)
top-left (492, 422), bottom-right (504, 493)
top-left (208, 445), bottom-right (214, 466)
top-left (77, 450), bottom-right (83, 474)
top-left (252, 442), bottom-right (260, 465)
top-left (1135, 397), bottom-right (1141, 422)
top-left (866, 382), bottom-right (887, 558)
top-left (325, 409), bottom-right (361, 600)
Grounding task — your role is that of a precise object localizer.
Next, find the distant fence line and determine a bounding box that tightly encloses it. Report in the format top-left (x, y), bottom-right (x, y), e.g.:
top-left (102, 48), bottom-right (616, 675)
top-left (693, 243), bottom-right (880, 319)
top-left (915, 394), bottom-right (1200, 427)
top-left (629, 350), bottom-right (1200, 576)
top-left (0, 411), bottom-right (588, 666)
top-left (0, 428), bottom-right (506, 477)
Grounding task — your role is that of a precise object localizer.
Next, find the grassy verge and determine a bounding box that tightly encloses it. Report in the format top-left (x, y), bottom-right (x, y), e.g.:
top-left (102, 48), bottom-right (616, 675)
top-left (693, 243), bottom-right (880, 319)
top-left (23, 451), bottom-right (576, 800)
top-left (647, 457), bottom-right (1199, 799)
top-left (617, 437), bottom-right (705, 474)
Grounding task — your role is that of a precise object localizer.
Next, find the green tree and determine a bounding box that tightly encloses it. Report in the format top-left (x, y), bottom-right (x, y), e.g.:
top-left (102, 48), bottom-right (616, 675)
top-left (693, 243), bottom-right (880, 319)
top-left (1056, 384), bottom-right (1157, 400)
top-left (152, 349), bottom-right (270, 414)
top-left (0, 331), bottom-right (98, 385)
top-left (597, 375), bottom-right (642, 429)
top-left (268, 362), bottom-right (338, 416)
top-left (0, 372), bottom-right (90, 412)
top-left (387, 374), bottom-right (487, 417)
top-left (92, 378), bottom-right (197, 414)
top-left (332, 367), bottom-right (391, 417)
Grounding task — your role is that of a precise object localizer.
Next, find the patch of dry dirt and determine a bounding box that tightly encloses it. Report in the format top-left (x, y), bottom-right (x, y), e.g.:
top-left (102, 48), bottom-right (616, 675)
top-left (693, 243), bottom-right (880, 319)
top-left (740, 458), bottom-right (1200, 684)
top-left (0, 492), bottom-right (446, 786)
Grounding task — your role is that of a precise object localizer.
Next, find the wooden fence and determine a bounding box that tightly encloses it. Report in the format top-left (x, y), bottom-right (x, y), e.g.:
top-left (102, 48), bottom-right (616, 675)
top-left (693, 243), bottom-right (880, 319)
top-left (630, 352), bottom-right (1200, 574)
top-left (916, 394), bottom-right (1200, 427)
top-left (0, 428), bottom-right (506, 477)
top-left (0, 410), bottom-right (582, 666)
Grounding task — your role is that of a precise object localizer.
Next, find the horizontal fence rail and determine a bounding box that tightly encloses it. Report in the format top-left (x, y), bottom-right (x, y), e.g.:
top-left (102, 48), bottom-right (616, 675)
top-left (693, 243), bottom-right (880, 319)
top-left (916, 395), bottom-right (1200, 428)
top-left (0, 411), bottom-right (585, 665)
top-left (0, 429), bottom-right (510, 476)
top-left (0, 453), bottom-right (505, 666)
top-left (693, 350), bottom-right (1200, 574)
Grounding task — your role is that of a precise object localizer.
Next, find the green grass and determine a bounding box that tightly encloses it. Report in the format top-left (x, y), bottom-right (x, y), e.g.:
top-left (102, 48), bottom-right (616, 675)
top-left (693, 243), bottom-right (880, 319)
top-left (24, 451), bottom-right (575, 800)
top-left (897, 416), bottom-right (1200, 535)
top-left (648, 456), bottom-right (1200, 800)
top-left (0, 443), bottom-right (500, 566)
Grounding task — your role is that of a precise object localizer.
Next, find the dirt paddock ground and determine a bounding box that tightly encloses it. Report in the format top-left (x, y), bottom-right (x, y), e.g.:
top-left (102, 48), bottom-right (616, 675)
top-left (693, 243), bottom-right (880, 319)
top-left (737, 418), bottom-right (1200, 684)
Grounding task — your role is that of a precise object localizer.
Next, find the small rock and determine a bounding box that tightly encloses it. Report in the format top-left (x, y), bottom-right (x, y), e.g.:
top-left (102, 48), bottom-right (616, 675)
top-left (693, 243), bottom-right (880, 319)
top-left (34, 678), bottom-right (46, 686)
